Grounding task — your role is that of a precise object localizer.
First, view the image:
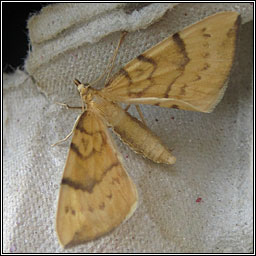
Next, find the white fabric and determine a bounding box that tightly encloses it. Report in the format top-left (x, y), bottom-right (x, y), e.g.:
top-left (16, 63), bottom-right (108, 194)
top-left (3, 3), bottom-right (253, 253)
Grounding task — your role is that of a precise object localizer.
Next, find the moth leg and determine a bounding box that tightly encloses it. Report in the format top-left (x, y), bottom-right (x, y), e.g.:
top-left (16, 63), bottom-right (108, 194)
top-left (89, 31), bottom-right (128, 88)
top-left (124, 104), bottom-right (147, 126)
top-left (104, 31), bottom-right (128, 86)
top-left (135, 105), bottom-right (147, 126)
top-left (124, 104), bottom-right (131, 111)
top-left (55, 102), bottom-right (82, 110)
top-left (51, 112), bottom-right (84, 147)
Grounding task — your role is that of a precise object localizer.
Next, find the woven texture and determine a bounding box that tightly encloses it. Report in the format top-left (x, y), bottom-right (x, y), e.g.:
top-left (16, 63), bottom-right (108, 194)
top-left (3, 3), bottom-right (253, 253)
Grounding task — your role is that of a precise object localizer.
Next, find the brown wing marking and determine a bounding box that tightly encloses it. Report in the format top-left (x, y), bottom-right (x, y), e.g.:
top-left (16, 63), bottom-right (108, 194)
top-left (102, 12), bottom-right (240, 113)
top-left (56, 111), bottom-right (138, 248)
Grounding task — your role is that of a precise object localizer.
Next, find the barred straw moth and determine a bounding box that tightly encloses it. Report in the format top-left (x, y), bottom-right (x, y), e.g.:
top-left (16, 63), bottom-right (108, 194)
top-left (54, 12), bottom-right (240, 247)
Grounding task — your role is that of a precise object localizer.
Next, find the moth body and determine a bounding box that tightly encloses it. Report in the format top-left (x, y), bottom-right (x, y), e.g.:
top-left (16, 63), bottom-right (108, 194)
top-left (56, 12), bottom-right (240, 247)
top-left (78, 83), bottom-right (176, 164)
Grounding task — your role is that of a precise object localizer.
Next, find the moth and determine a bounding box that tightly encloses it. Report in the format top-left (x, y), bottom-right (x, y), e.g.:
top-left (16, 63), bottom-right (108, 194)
top-left (55, 11), bottom-right (240, 247)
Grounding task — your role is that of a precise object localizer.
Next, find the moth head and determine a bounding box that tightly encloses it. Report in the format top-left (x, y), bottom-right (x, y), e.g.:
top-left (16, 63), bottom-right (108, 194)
top-left (74, 79), bottom-right (90, 96)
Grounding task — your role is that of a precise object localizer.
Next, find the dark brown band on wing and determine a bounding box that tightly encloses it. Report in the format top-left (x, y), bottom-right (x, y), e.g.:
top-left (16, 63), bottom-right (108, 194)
top-left (70, 142), bottom-right (84, 159)
top-left (172, 32), bottom-right (190, 70)
top-left (61, 162), bottom-right (120, 193)
top-left (137, 54), bottom-right (157, 69)
top-left (126, 54), bottom-right (157, 97)
top-left (164, 32), bottom-right (190, 98)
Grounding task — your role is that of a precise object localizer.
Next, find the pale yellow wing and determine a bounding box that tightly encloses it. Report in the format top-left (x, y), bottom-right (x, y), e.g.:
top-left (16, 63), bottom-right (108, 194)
top-left (56, 111), bottom-right (138, 248)
top-left (102, 12), bottom-right (240, 113)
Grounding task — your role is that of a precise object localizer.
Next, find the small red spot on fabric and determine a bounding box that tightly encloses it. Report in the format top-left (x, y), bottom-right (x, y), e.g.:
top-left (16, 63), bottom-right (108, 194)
top-left (171, 116), bottom-right (175, 120)
top-left (10, 244), bottom-right (16, 253)
top-left (196, 197), bottom-right (202, 203)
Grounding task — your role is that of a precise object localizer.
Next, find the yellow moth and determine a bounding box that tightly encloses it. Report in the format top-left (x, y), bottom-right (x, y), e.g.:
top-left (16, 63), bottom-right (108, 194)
top-left (55, 11), bottom-right (240, 247)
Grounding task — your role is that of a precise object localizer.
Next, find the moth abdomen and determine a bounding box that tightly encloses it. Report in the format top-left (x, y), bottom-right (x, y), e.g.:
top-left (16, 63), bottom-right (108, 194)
top-left (92, 94), bottom-right (176, 164)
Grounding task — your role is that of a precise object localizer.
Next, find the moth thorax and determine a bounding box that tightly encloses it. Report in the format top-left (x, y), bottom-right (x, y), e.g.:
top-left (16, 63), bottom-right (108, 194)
top-left (79, 85), bottom-right (90, 96)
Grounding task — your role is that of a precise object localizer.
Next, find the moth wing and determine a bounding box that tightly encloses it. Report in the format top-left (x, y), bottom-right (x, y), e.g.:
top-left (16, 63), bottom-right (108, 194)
top-left (102, 12), bottom-right (240, 113)
top-left (56, 111), bottom-right (138, 248)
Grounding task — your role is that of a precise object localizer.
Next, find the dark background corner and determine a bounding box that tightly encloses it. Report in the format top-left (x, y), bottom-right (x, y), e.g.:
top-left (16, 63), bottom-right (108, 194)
top-left (3, 2), bottom-right (50, 73)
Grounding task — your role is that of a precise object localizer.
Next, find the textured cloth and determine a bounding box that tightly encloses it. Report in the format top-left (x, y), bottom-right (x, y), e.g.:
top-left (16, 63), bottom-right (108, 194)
top-left (3, 3), bottom-right (253, 253)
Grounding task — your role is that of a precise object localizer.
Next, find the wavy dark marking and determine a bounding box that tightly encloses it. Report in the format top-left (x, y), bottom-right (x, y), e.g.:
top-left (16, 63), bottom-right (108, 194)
top-left (76, 125), bottom-right (89, 134)
top-left (120, 68), bottom-right (133, 86)
top-left (137, 54), bottom-right (157, 71)
top-left (172, 32), bottom-right (190, 69)
top-left (76, 119), bottom-right (105, 135)
top-left (71, 141), bottom-right (103, 161)
top-left (172, 33), bottom-right (185, 51)
top-left (163, 33), bottom-right (190, 98)
top-left (136, 55), bottom-right (157, 81)
top-left (61, 162), bottom-right (120, 193)
top-left (82, 132), bottom-right (106, 154)
top-left (128, 54), bottom-right (158, 97)
top-left (76, 125), bottom-right (87, 134)
top-left (73, 125), bottom-right (107, 155)
top-left (70, 143), bottom-right (84, 159)
top-left (164, 75), bottom-right (181, 98)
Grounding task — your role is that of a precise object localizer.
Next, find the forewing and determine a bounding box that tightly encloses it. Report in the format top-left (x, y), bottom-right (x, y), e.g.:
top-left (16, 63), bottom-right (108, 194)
top-left (102, 12), bottom-right (240, 112)
top-left (56, 111), bottom-right (138, 248)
